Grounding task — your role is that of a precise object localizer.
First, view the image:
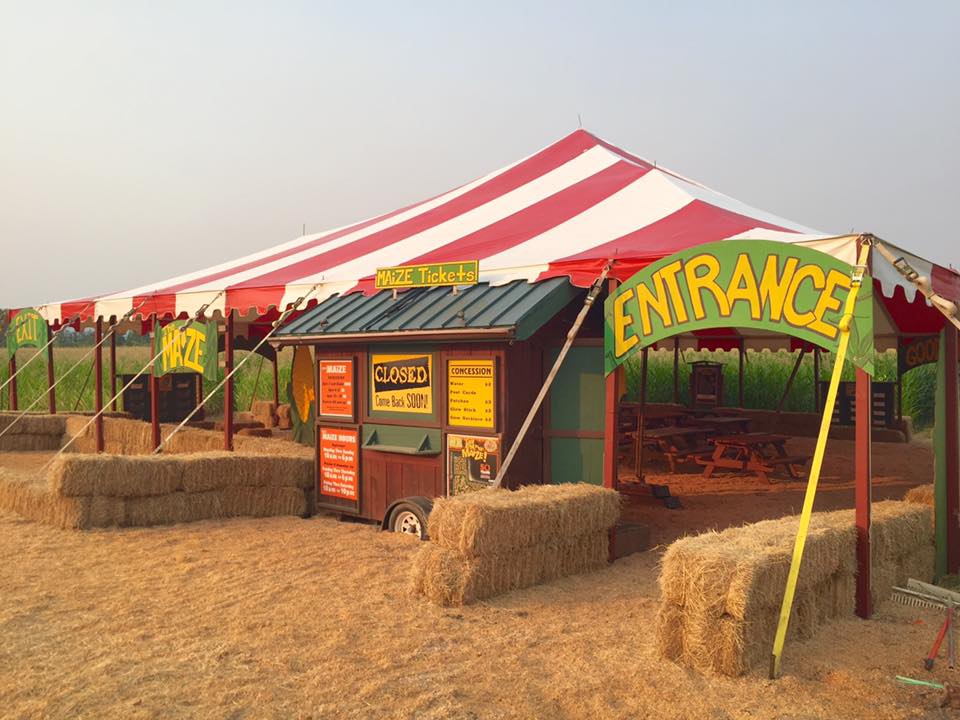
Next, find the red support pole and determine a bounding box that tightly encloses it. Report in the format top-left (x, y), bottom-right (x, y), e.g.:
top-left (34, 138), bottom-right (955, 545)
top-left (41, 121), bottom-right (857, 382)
top-left (8, 354), bottom-right (18, 412)
top-left (944, 326), bottom-right (960, 575)
top-left (855, 367), bottom-right (872, 618)
top-left (150, 315), bottom-right (161, 450)
top-left (272, 354), bottom-right (280, 409)
top-left (603, 278), bottom-right (621, 490)
top-left (224, 312), bottom-right (235, 451)
top-left (94, 318), bottom-right (105, 453)
top-left (109, 319), bottom-right (118, 412)
top-left (46, 323), bottom-right (57, 414)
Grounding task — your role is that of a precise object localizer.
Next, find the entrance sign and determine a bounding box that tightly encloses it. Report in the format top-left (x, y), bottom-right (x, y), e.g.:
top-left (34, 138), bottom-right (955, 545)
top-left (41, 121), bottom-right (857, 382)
top-left (5, 308), bottom-right (48, 355)
top-left (447, 359), bottom-right (495, 429)
top-left (319, 426), bottom-right (360, 500)
top-left (447, 433), bottom-right (501, 494)
top-left (604, 240), bottom-right (874, 376)
top-left (898, 335), bottom-right (939, 374)
top-left (152, 320), bottom-right (218, 381)
top-left (375, 260), bottom-right (479, 290)
top-left (318, 359), bottom-right (355, 419)
top-left (370, 353), bottom-right (433, 414)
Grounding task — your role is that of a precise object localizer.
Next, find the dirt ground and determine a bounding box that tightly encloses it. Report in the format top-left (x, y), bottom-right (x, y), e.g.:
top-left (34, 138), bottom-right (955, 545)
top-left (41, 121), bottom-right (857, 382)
top-left (0, 439), bottom-right (953, 719)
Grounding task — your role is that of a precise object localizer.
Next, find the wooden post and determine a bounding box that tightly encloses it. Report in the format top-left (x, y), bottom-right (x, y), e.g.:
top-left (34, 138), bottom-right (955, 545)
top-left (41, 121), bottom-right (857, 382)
top-left (945, 327), bottom-right (960, 574)
top-left (150, 315), bottom-right (161, 450)
top-left (224, 312), bottom-right (235, 451)
top-left (738, 342), bottom-right (745, 407)
top-left (272, 354), bottom-right (280, 408)
top-left (813, 347), bottom-right (821, 412)
top-left (855, 367), bottom-right (872, 618)
top-left (603, 279), bottom-right (620, 490)
top-left (8, 354), bottom-right (17, 411)
top-left (110, 319), bottom-right (118, 411)
top-left (672, 337), bottom-right (680, 404)
top-left (94, 318), bottom-right (105, 453)
top-left (46, 323), bottom-right (57, 414)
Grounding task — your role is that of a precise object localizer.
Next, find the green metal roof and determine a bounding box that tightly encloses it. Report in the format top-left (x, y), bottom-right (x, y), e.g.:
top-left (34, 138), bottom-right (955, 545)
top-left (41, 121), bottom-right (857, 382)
top-left (274, 278), bottom-right (581, 343)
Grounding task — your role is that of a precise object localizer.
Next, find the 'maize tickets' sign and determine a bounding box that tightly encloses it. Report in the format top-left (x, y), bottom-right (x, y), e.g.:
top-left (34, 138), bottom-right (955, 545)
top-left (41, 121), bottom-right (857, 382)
top-left (604, 240), bottom-right (874, 376)
top-left (152, 320), bottom-right (219, 381)
top-left (5, 308), bottom-right (48, 355)
top-left (375, 261), bottom-right (479, 290)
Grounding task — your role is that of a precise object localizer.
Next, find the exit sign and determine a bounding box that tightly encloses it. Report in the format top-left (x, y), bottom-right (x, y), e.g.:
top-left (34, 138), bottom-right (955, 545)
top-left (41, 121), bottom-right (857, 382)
top-left (375, 260), bottom-right (479, 290)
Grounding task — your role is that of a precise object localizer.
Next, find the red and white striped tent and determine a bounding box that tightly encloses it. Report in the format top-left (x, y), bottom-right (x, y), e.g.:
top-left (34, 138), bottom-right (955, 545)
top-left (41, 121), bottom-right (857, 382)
top-left (31, 129), bottom-right (959, 342)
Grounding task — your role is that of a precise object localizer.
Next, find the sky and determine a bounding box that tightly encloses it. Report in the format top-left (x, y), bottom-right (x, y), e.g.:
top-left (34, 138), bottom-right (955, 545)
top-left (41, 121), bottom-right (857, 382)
top-left (2, 1), bottom-right (958, 308)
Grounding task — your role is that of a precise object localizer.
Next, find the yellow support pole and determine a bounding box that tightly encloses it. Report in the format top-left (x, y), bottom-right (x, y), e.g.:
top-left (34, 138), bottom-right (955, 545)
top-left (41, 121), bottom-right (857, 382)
top-left (769, 242), bottom-right (871, 679)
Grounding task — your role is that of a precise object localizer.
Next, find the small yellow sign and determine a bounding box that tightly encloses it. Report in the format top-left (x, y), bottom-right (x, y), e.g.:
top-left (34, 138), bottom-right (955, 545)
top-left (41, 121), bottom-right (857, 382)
top-left (375, 260), bottom-right (479, 290)
top-left (447, 359), bottom-right (495, 429)
top-left (371, 354), bottom-right (433, 414)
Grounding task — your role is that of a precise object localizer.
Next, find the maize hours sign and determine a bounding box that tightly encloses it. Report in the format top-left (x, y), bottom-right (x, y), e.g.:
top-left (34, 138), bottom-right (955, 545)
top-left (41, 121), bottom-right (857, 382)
top-left (604, 240), bottom-right (874, 376)
top-left (5, 308), bottom-right (48, 355)
top-left (152, 320), bottom-right (219, 381)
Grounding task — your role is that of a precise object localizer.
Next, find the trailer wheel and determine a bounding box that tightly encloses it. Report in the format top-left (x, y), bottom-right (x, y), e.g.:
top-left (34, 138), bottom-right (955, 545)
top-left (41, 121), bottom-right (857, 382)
top-left (388, 502), bottom-right (429, 540)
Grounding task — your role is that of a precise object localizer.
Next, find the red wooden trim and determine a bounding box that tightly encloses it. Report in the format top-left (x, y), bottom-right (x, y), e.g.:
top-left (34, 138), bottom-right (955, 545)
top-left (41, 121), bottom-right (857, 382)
top-left (8, 354), bottom-right (17, 412)
top-left (109, 321), bottom-right (118, 412)
top-left (46, 323), bottom-right (56, 414)
top-left (150, 315), bottom-right (160, 450)
top-left (94, 318), bottom-right (105, 452)
top-left (945, 326), bottom-right (960, 574)
top-left (224, 312), bottom-right (235, 451)
top-left (855, 367), bottom-right (872, 618)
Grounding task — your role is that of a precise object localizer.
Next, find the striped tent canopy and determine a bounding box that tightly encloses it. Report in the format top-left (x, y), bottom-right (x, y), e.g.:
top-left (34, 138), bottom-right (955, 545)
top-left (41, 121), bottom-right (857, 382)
top-left (30, 129), bottom-right (959, 338)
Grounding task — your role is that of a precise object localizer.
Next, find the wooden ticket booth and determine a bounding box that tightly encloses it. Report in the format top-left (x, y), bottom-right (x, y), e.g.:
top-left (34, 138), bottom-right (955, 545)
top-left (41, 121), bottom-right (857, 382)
top-left (271, 269), bottom-right (589, 538)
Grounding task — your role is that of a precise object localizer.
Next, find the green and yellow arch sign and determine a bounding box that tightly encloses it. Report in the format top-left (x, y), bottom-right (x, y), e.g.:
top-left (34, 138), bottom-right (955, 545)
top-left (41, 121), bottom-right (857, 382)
top-left (604, 240), bottom-right (874, 376)
top-left (5, 308), bottom-right (48, 355)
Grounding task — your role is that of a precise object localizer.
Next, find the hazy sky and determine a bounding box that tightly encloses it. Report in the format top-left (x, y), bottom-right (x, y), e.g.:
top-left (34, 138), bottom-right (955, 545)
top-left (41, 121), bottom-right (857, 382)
top-left (2, 1), bottom-right (958, 308)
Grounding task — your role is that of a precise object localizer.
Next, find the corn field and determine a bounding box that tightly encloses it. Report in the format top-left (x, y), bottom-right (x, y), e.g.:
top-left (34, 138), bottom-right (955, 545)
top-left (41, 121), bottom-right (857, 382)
top-left (0, 346), bottom-right (294, 417)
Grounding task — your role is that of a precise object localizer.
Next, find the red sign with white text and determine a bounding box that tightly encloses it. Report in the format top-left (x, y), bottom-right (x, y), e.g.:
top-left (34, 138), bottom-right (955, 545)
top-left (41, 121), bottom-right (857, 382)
top-left (319, 427), bottom-right (359, 500)
top-left (319, 360), bottom-right (354, 418)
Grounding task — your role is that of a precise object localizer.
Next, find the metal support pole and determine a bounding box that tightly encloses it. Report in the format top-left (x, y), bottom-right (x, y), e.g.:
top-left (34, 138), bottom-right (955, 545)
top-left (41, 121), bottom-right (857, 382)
top-left (94, 318), bottom-right (105, 452)
top-left (738, 341), bottom-right (745, 408)
top-left (672, 337), bottom-right (680, 404)
top-left (8, 354), bottom-right (17, 411)
top-left (150, 315), bottom-right (161, 450)
top-left (110, 319), bottom-right (118, 412)
top-left (602, 278), bottom-right (620, 490)
top-left (224, 312), bottom-right (235, 452)
top-left (855, 367), bottom-right (872, 618)
top-left (46, 324), bottom-right (56, 414)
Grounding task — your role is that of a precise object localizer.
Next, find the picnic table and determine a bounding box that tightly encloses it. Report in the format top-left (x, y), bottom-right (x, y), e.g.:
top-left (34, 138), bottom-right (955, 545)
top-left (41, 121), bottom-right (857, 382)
top-left (697, 433), bottom-right (809, 482)
top-left (641, 425), bottom-right (715, 473)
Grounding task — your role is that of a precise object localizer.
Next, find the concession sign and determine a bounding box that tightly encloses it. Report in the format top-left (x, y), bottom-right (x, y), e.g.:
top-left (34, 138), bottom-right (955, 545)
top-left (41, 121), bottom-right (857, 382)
top-left (605, 240), bottom-right (875, 376)
top-left (447, 359), bottom-right (495, 429)
top-left (370, 353), bottom-right (433, 415)
top-left (5, 308), bottom-right (47, 355)
top-left (319, 426), bottom-right (359, 501)
top-left (152, 319), bottom-right (219, 381)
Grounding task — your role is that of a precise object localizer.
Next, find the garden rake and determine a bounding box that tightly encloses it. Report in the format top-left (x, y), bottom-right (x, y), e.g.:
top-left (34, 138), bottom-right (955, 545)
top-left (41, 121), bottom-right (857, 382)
top-left (892, 579), bottom-right (960, 670)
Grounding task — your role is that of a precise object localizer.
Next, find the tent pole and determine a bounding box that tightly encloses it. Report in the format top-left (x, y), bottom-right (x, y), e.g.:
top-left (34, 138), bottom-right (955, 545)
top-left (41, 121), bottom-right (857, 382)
top-left (672, 337), bottom-right (680, 404)
top-left (224, 311), bottom-right (235, 451)
top-left (150, 315), bottom-right (161, 450)
top-left (110, 319), bottom-right (118, 411)
top-left (272, 353), bottom-right (280, 408)
top-left (46, 323), bottom-right (56, 414)
top-left (738, 341), bottom-right (745, 408)
top-left (603, 278), bottom-right (621, 491)
top-left (493, 264), bottom-right (611, 489)
top-left (855, 367), bottom-right (872, 618)
top-left (8, 354), bottom-right (17, 412)
top-left (94, 318), bottom-right (105, 452)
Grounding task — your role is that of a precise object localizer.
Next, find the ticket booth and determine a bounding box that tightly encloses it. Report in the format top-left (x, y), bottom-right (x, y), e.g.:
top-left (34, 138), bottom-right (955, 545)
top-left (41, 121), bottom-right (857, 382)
top-left (272, 275), bottom-right (586, 537)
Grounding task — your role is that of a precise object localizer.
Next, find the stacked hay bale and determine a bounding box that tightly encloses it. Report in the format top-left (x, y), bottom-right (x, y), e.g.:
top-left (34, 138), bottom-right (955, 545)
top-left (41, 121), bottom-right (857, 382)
top-left (657, 500), bottom-right (933, 676)
top-left (411, 484), bottom-right (620, 606)
top-left (251, 400), bottom-right (278, 428)
top-left (904, 484), bottom-right (934, 507)
top-left (0, 413), bottom-right (67, 451)
top-left (33, 452), bottom-right (314, 529)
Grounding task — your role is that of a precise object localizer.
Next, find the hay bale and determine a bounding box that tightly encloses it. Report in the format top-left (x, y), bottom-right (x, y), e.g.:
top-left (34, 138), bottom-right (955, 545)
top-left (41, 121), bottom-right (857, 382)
top-left (0, 413), bottom-right (66, 436)
top-left (276, 404), bottom-right (292, 429)
top-left (428, 484), bottom-right (621, 557)
top-left (251, 400), bottom-right (277, 428)
top-left (656, 501), bottom-right (934, 676)
top-left (0, 469), bottom-right (90, 529)
top-left (49, 455), bottom-right (183, 497)
top-left (904, 484), bottom-right (935, 507)
top-left (237, 427), bottom-right (273, 438)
